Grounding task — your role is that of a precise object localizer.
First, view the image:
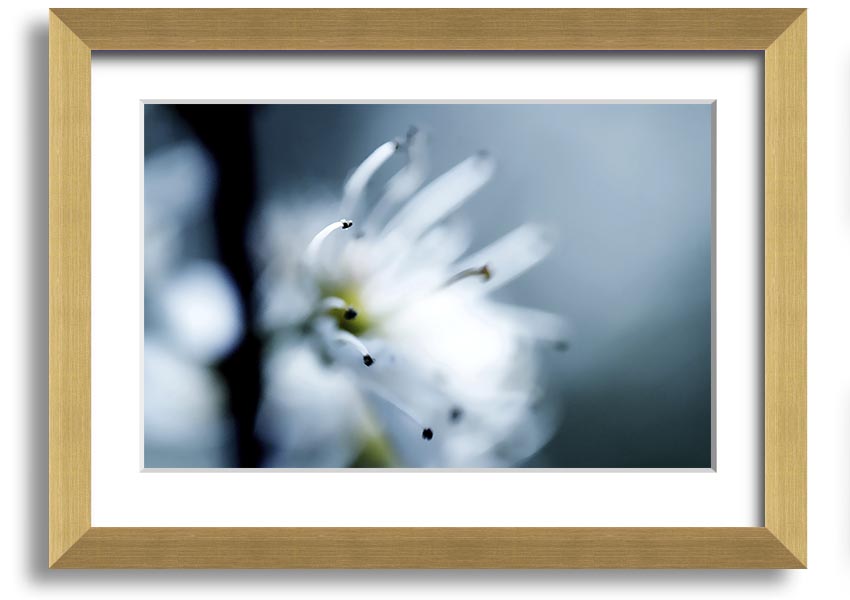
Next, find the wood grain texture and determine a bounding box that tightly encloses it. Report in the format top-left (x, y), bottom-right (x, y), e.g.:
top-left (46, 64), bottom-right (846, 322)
top-left (52, 527), bottom-right (802, 569)
top-left (52, 8), bottom-right (804, 51)
top-left (48, 11), bottom-right (91, 567)
top-left (764, 12), bottom-right (807, 566)
top-left (47, 8), bottom-right (807, 568)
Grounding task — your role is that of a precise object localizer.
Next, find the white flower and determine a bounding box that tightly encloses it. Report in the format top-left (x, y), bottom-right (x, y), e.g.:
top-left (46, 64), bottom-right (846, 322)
top-left (253, 129), bottom-right (565, 467)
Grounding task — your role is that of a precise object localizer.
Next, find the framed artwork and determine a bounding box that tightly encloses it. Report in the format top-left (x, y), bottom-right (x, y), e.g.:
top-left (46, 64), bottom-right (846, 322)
top-left (49, 8), bottom-right (806, 568)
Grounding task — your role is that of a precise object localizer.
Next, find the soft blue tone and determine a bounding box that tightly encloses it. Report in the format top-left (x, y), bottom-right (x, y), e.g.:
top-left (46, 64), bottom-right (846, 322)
top-left (255, 103), bottom-right (713, 467)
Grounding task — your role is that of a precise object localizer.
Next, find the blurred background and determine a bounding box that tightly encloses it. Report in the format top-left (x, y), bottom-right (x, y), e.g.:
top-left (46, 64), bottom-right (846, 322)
top-left (144, 102), bottom-right (712, 469)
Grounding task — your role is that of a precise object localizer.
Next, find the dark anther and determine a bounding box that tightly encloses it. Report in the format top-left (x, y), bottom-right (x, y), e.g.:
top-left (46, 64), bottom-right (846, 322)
top-left (344, 307), bottom-right (358, 320)
top-left (341, 220), bottom-right (353, 229)
top-left (449, 407), bottom-right (463, 423)
top-left (421, 428), bottom-right (434, 441)
top-left (363, 354), bottom-right (374, 367)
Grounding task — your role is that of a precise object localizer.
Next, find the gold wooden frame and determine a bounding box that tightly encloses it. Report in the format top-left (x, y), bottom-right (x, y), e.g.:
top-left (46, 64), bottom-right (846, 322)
top-left (48, 8), bottom-right (806, 569)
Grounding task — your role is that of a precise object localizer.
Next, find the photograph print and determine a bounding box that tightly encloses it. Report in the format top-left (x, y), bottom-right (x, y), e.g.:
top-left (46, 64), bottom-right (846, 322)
top-left (143, 102), bottom-right (712, 469)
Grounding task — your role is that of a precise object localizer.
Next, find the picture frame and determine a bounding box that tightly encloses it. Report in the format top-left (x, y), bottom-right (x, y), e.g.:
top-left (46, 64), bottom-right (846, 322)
top-left (49, 8), bottom-right (806, 569)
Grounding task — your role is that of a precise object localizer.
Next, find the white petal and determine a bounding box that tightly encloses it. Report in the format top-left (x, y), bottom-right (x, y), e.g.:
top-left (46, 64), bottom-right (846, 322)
top-left (409, 222), bottom-right (473, 268)
top-left (483, 303), bottom-right (569, 342)
top-left (360, 223), bottom-right (471, 314)
top-left (256, 343), bottom-right (367, 468)
top-left (385, 291), bottom-right (521, 388)
top-left (457, 224), bottom-right (551, 293)
top-left (381, 152), bottom-right (494, 241)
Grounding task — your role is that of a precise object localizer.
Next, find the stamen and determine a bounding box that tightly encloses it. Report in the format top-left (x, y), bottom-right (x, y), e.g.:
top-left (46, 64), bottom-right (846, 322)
top-left (444, 264), bottom-right (491, 287)
top-left (304, 219), bottom-right (353, 266)
top-left (362, 383), bottom-right (434, 441)
top-left (334, 330), bottom-right (374, 367)
top-left (449, 407), bottom-right (463, 423)
top-left (339, 140), bottom-right (401, 218)
top-left (454, 224), bottom-right (550, 294)
top-left (319, 296), bottom-right (358, 320)
top-left (363, 126), bottom-right (428, 234)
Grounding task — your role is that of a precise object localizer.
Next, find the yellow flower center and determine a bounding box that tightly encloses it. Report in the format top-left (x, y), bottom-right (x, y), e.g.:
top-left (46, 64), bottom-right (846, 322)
top-left (319, 283), bottom-right (373, 336)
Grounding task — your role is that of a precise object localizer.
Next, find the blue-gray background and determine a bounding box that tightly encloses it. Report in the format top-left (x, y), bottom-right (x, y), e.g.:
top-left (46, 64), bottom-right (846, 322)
top-left (146, 103), bottom-right (713, 468)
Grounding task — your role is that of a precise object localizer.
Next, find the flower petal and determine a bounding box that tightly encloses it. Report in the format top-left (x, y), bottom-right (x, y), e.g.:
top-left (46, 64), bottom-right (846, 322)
top-left (256, 343), bottom-right (368, 468)
top-left (363, 127), bottom-right (429, 234)
top-left (456, 224), bottom-right (551, 294)
top-left (381, 152), bottom-right (494, 241)
top-left (483, 303), bottom-right (569, 342)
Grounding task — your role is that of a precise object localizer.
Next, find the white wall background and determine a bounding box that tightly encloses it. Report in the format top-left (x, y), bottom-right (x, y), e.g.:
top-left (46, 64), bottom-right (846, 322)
top-left (2, 0), bottom-right (846, 598)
